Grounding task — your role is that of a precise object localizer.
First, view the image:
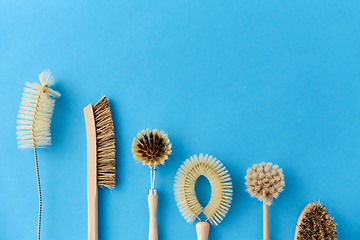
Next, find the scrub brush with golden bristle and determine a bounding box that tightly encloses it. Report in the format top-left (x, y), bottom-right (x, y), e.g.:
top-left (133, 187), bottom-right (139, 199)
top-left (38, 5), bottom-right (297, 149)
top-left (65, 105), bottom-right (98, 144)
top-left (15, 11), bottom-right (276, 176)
top-left (294, 202), bottom-right (337, 240)
top-left (132, 129), bottom-right (172, 240)
top-left (16, 70), bottom-right (61, 240)
top-left (174, 154), bottom-right (233, 240)
top-left (84, 96), bottom-right (116, 240)
top-left (245, 162), bottom-right (285, 240)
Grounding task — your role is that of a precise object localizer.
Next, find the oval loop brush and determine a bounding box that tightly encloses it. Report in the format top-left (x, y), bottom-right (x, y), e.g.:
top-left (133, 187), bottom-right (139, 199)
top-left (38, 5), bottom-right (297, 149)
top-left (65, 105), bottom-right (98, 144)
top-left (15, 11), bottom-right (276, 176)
top-left (84, 96), bottom-right (116, 240)
top-left (245, 162), bottom-right (285, 240)
top-left (16, 70), bottom-right (61, 240)
top-left (294, 201), bottom-right (337, 240)
top-left (132, 129), bottom-right (172, 240)
top-left (174, 154), bottom-right (233, 240)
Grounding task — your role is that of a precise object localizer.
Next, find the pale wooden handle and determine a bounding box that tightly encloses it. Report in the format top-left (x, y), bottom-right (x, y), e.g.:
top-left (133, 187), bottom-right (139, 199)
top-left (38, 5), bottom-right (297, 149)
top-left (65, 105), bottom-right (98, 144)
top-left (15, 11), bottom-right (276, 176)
top-left (148, 195), bottom-right (158, 240)
top-left (196, 222), bottom-right (210, 240)
top-left (84, 104), bottom-right (98, 240)
top-left (263, 202), bottom-right (269, 240)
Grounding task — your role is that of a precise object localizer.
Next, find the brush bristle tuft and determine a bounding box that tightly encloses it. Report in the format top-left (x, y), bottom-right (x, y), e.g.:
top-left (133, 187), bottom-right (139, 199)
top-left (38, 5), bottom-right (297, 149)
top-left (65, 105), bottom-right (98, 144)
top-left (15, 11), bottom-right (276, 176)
top-left (174, 154), bottom-right (233, 226)
top-left (16, 70), bottom-right (60, 149)
top-left (93, 96), bottom-right (116, 189)
top-left (245, 162), bottom-right (284, 205)
top-left (132, 129), bottom-right (172, 167)
top-left (297, 202), bottom-right (338, 240)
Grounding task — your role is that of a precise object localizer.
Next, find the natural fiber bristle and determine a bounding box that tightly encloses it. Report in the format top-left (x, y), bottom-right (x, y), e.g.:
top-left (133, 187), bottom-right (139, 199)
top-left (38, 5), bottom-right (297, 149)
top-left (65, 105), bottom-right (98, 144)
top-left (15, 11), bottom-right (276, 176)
top-left (16, 70), bottom-right (60, 149)
top-left (297, 202), bottom-right (338, 240)
top-left (132, 129), bottom-right (172, 167)
top-left (245, 162), bottom-right (284, 205)
top-left (174, 154), bottom-right (233, 226)
top-left (93, 96), bottom-right (116, 189)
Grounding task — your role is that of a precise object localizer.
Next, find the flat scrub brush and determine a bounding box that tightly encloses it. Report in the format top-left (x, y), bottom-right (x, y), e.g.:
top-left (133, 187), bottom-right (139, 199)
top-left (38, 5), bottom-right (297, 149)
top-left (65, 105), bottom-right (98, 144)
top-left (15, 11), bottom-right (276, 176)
top-left (294, 202), bottom-right (337, 240)
top-left (174, 154), bottom-right (233, 240)
top-left (84, 96), bottom-right (116, 240)
top-left (245, 162), bottom-right (285, 240)
top-left (16, 70), bottom-right (61, 240)
top-left (132, 129), bottom-right (172, 240)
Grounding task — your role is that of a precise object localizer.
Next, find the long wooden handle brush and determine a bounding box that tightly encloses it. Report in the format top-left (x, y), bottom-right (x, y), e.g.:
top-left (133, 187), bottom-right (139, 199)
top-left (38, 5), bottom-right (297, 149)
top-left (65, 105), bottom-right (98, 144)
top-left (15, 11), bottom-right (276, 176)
top-left (174, 154), bottom-right (233, 240)
top-left (294, 201), bottom-right (337, 240)
top-left (132, 129), bottom-right (172, 240)
top-left (84, 96), bottom-right (115, 240)
top-left (16, 70), bottom-right (61, 240)
top-left (245, 162), bottom-right (285, 240)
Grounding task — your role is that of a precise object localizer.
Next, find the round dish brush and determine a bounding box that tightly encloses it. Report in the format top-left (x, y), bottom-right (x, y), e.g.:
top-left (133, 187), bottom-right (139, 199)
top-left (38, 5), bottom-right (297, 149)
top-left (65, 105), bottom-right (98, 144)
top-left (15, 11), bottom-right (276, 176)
top-left (294, 202), bottom-right (337, 240)
top-left (132, 129), bottom-right (172, 240)
top-left (245, 162), bottom-right (285, 240)
top-left (16, 70), bottom-right (61, 240)
top-left (174, 154), bottom-right (233, 240)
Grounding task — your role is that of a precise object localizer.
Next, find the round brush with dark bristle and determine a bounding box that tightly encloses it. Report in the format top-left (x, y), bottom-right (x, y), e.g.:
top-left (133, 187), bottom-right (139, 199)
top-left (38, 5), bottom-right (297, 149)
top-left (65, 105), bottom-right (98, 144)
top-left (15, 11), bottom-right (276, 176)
top-left (132, 129), bottom-right (172, 240)
top-left (294, 201), bottom-right (338, 240)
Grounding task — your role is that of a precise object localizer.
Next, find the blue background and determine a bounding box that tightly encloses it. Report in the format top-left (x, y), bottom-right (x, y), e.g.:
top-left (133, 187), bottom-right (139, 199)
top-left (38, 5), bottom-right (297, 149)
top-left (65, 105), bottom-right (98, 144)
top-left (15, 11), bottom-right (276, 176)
top-left (1, 1), bottom-right (359, 239)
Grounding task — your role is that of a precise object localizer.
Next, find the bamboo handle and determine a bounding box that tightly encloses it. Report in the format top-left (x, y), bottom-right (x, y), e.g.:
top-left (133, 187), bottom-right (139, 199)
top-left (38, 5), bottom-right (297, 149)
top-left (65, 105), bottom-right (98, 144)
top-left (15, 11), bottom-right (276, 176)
top-left (263, 202), bottom-right (269, 240)
top-left (196, 221), bottom-right (210, 240)
top-left (84, 104), bottom-right (98, 240)
top-left (148, 195), bottom-right (158, 240)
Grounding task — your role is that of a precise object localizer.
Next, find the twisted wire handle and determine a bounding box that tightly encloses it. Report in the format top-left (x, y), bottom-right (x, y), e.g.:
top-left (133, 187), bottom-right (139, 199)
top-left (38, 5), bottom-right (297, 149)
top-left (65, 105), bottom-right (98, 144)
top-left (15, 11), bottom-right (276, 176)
top-left (34, 147), bottom-right (42, 240)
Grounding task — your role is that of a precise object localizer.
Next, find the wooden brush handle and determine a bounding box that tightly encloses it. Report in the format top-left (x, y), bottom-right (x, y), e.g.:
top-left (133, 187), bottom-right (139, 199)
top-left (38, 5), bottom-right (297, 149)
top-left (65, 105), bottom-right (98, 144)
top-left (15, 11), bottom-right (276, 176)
top-left (148, 195), bottom-right (158, 240)
top-left (263, 202), bottom-right (269, 240)
top-left (84, 104), bottom-right (98, 240)
top-left (196, 221), bottom-right (210, 240)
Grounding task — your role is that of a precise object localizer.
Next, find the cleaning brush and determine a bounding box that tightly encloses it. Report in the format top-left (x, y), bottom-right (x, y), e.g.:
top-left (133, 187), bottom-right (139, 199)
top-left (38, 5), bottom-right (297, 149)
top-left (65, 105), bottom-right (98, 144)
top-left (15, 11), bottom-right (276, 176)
top-left (245, 162), bottom-right (285, 240)
top-left (174, 154), bottom-right (233, 240)
top-left (132, 128), bottom-right (172, 240)
top-left (294, 202), bottom-right (337, 240)
top-left (84, 96), bottom-right (115, 240)
top-left (16, 70), bottom-right (61, 240)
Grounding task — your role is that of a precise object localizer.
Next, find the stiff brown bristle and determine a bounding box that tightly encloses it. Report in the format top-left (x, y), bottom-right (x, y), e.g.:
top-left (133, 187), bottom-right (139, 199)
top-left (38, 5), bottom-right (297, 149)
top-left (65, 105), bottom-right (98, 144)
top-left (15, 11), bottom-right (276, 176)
top-left (93, 96), bottom-right (115, 189)
top-left (132, 129), bottom-right (172, 167)
top-left (297, 202), bottom-right (338, 240)
top-left (245, 162), bottom-right (285, 205)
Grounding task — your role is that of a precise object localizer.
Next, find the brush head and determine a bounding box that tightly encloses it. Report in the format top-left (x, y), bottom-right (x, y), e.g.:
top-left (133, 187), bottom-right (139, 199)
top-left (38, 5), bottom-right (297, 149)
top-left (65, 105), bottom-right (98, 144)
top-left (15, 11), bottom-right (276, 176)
top-left (245, 162), bottom-right (285, 205)
top-left (174, 154), bottom-right (233, 226)
top-left (295, 202), bottom-right (337, 240)
top-left (93, 96), bottom-right (116, 189)
top-left (16, 70), bottom-right (61, 149)
top-left (132, 129), bottom-right (172, 168)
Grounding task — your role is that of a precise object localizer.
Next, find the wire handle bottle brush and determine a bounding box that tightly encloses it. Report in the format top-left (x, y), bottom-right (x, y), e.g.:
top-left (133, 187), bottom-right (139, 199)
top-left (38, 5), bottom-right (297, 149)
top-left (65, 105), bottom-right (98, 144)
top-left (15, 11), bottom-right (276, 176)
top-left (294, 201), bottom-right (337, 240)
top-left (245, 162), bottom-right (285, 240)
top-left (174, 154), bottom-right (233, 240)
top-left (132, 129), bottom-right (172, 240)
top-left (16, 70), bottom-right (61, 240)
top-left (84, 96), bottom-right (115, 240)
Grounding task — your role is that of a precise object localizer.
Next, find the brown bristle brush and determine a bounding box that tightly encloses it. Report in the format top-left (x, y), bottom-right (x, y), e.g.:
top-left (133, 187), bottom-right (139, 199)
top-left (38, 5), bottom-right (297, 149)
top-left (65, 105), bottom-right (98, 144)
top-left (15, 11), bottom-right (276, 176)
top-left (294, 202), bottom-right (338, 240)
top-left (245, 162), bottom-right (285, 240)
top-left (84, 96), bottom-right (115, 240)
top-left (132, 129), bottom-right (172, 240)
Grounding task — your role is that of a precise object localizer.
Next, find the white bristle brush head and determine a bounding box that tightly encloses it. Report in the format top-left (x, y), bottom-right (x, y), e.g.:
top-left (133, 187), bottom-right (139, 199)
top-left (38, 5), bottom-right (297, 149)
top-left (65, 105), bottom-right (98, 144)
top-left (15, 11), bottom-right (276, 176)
top-left (245, 162), bottom-right (285, 205)
top-left (16, 70), bottom-right (61, 149)
top-left (174, 154), bottom-right (233, 226)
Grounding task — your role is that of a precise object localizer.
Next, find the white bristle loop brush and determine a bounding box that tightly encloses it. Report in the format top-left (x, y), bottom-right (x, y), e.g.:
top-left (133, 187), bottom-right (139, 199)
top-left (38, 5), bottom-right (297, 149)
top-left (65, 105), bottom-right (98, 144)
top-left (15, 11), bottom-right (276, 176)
top-left (16, 70), bottom-right (60, 240)
top-left (174, 154), bottom-right (233, 240)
